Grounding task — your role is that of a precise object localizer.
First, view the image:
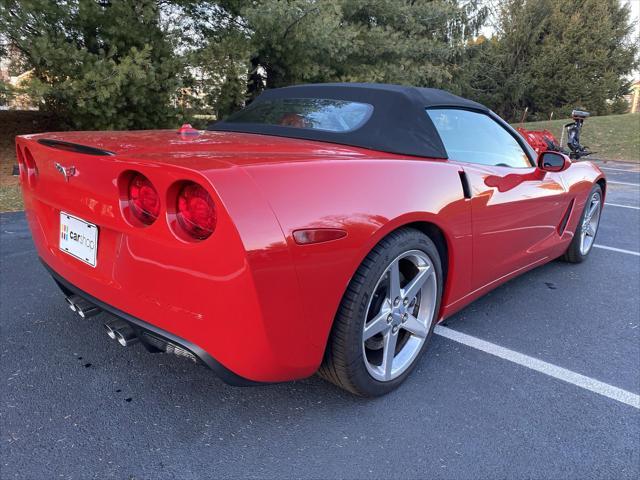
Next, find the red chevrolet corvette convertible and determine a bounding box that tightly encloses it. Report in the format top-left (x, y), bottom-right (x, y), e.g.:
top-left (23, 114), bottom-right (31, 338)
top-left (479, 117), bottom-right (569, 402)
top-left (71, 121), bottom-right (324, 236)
top-left (16, 83), bottom-right (605, 396)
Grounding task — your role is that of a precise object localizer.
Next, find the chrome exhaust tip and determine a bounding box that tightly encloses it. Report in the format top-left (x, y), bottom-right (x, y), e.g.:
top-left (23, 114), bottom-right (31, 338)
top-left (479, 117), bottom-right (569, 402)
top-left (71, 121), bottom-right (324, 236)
top-left (104, 320), bottom-right (127, 340)
top-left (75, 299), bottom-right (101, 318)
top-left (104, 320), bottom-right (138, 346)
top-left (65, 295), bottom-right (101, 318)
top-left (65, 295), bottom-right (82, 312)
top-left (114, 328), bottom-right (139, 347)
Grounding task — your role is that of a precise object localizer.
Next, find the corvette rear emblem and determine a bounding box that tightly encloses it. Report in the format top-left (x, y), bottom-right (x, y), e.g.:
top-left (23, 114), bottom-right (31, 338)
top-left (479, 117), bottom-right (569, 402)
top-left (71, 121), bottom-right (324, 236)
top-left (54, 162), bottom-right (76, 182)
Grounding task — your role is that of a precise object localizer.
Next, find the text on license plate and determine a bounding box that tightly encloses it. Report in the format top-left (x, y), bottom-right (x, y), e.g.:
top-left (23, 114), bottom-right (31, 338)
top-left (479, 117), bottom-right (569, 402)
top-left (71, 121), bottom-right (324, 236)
top-left (59, 212), bottom-right (99, 267)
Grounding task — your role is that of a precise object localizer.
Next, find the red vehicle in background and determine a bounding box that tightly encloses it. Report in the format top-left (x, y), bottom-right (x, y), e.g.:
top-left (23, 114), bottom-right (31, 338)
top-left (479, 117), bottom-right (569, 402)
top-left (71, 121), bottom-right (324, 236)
top-left (16, 84), bottom-right (605, 396)
top-left (517, 109), bottom-right (593, 159)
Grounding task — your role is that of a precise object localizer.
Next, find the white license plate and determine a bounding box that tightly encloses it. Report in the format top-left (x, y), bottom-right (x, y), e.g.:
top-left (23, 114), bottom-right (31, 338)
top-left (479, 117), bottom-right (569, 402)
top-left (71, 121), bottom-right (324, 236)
top-left (59, 212), bottom-right (99, 267)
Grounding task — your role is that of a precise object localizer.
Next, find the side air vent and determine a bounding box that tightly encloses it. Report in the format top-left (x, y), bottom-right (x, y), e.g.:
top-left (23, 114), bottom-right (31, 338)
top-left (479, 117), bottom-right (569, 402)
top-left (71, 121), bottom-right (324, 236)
top-left (458, 171), bottom-right (472, 199)
top-left (37, 139), bottom-right (115, 156)
top-left (557, 199), bottom-right (575, 235)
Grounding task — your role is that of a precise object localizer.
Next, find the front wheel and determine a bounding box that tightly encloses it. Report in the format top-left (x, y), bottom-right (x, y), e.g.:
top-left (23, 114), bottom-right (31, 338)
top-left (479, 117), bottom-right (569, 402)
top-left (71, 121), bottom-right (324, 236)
top-left (318, 228), bottom-right (443, 396)
top-left (562, 184), bottom-right (603, 263)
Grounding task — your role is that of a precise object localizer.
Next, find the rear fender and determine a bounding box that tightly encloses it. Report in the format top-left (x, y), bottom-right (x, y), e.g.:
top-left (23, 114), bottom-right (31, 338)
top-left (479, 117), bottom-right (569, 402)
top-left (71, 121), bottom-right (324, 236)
top-left (246, 158), bottom-right (473, 366)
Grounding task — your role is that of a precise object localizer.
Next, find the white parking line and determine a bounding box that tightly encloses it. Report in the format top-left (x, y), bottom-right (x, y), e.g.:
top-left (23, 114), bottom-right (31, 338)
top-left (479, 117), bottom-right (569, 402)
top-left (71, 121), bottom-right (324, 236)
top-left (605, 202), bottom-right (640, 210)
top-left (594, 244), bottom-right (640, 256)
top-left (599, 167), bottom-right (640, 173)
top-left (434, 326), bottom-right (640, 409)
top-left (608, 180), bottom-right (640, 187)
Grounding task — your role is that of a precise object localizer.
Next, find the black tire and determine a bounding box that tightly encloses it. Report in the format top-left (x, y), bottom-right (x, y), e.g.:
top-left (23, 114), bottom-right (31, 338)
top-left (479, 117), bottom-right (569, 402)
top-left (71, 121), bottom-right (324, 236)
top-left (318, 228), bottom-right (443, 396)
top-left (561, 184), bottom-right (603, 263)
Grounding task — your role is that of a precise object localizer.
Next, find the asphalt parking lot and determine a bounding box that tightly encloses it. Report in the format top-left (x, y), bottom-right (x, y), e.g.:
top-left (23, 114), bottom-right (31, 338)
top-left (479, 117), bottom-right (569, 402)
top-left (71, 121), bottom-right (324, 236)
top-left (1, 160), bottom-right (639, 479)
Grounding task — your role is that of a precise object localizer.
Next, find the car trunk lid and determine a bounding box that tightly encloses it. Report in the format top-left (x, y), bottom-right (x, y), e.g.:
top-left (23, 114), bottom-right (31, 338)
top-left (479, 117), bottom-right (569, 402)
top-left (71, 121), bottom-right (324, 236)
top-left (23, 129), bottom-right (380, 170)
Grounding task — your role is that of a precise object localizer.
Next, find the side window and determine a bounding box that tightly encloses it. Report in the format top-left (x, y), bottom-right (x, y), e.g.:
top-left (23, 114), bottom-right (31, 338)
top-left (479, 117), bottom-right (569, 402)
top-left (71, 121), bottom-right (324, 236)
top-left (426, 109), bottom-right (532, 168)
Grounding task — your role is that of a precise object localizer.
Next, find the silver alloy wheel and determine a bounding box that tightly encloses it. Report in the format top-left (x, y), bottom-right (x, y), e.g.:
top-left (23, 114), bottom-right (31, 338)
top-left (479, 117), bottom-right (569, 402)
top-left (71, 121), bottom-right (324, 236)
top-left (579, 191), bottom-right (602, 255)
top-left (362, 250), bottom-right (437, 382)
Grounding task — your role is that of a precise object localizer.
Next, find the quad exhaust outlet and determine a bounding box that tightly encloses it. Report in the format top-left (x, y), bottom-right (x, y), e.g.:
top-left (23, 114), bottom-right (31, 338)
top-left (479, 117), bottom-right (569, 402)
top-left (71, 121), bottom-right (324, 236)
top-left (65, 295), bottom-right (138, 346)
top-left (65, 295), bottom-right (101, 318)
top-left (63, 294), bottom-right (193, 361)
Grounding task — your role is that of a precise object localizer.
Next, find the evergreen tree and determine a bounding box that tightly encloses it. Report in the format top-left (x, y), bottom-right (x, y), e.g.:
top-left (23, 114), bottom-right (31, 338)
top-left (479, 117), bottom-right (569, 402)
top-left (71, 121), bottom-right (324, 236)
top-left (529, 0), bottom-right (637, 117)
top-left (249, 0), bottom-right (487, 91)
top-left (2, 1), bottom-right (636, 126)
top-left (189, 0), bottom-right (487, 117)
top-left (0, 0), bottom-right (188, 129)
top-left (462, 0), bottom-right (638, 121)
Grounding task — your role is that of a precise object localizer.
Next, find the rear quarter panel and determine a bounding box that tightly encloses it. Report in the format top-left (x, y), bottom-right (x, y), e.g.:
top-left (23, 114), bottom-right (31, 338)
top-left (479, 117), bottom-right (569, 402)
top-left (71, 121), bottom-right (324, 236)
top-left (244, 157), bottom-right (473, 352)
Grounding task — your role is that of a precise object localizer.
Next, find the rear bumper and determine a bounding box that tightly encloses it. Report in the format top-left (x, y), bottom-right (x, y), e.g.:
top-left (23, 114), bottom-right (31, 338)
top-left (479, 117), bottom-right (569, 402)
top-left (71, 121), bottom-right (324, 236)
top-left (42, 259), bottom-right (266, 387)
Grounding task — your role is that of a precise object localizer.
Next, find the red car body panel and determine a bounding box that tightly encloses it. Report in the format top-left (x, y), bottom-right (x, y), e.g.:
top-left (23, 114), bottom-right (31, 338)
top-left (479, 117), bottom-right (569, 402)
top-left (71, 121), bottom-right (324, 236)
top-left (16, 129), bottom-right (605, 382)
top-left (516, 127), bottom-right (560, 155)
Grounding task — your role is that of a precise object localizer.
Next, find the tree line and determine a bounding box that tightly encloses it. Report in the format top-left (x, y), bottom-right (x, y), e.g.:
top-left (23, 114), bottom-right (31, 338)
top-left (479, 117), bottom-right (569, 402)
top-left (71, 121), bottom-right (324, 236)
top-left (0, 0), bottom-right (637, 130)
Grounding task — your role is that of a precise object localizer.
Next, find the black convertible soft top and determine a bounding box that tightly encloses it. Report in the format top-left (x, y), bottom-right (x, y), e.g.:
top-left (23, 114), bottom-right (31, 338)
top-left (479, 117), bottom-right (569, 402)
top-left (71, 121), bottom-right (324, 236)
top-left (208, 83), bottom-right (490, 158)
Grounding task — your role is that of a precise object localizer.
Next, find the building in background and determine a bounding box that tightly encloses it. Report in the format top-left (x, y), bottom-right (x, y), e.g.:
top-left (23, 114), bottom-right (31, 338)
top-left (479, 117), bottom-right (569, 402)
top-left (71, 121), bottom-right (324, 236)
top-left (0, 44), bottom-right (37, 110)
top-left (629, 80), bottom-right (640, 114)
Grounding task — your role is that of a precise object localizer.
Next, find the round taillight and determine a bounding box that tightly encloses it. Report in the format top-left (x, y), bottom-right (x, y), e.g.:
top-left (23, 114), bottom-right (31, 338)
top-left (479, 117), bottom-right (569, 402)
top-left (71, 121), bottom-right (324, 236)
top-left (128, 173), bottom-right (160, 225)
top-left (176, 182), bottom-right (216, 240)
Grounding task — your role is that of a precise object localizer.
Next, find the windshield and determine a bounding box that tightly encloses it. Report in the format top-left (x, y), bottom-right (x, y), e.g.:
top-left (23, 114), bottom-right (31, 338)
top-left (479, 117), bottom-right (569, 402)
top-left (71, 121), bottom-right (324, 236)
top-left (224, 98), bottom-right (374, 133)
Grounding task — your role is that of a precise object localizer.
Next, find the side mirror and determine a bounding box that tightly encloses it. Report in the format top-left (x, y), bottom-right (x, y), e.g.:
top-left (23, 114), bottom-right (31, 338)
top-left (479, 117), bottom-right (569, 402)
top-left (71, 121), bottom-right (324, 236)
top-left (538, 151), bottom-right (570, 172)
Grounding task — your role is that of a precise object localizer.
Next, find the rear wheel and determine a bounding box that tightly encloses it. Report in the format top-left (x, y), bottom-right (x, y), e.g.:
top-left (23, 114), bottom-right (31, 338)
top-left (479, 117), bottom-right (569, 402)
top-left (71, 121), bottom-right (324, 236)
top-left (562, 184), bottom-right (603, 263)
top-left (318, 228), bottom-right (442, 396)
